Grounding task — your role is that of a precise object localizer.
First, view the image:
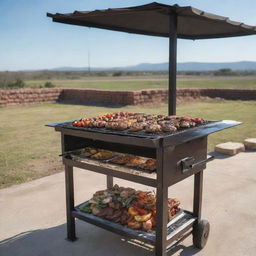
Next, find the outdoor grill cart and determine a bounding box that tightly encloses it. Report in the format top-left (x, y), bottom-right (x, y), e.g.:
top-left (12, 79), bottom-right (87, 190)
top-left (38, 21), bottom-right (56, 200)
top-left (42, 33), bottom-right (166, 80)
top-left (47, 2), bottom-right (256, 256)
top-left (48, 119), bottom-right (240, 255)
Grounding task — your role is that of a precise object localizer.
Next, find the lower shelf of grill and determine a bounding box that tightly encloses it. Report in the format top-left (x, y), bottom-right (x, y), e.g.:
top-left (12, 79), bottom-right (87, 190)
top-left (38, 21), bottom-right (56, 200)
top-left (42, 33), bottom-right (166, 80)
top-left (73, 203), bottom-right (196, 245)
top-left (64, 157), bottom-right (157, 187)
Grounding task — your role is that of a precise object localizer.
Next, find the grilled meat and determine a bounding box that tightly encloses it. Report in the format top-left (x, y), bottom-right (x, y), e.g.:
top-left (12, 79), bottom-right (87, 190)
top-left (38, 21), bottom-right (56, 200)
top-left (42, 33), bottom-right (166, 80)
top-left (145, 123), bottom-right (162, 133)
top-left (73, 112), bottom-right (205, 134)
top-left (180, 121), bottom-right (190, 128)
top-left (138, 158), bottom-right (157, 171)
top-left (126, 156), bottom-right (147, 167)
top-left (109, 154), bottom-right (135, 165)
top-left (129, 122), bottom-right (144, 132)
top-left (90, 150), bottom-right (114, 160)
top-left (161, 123), bottom-right (177, 132)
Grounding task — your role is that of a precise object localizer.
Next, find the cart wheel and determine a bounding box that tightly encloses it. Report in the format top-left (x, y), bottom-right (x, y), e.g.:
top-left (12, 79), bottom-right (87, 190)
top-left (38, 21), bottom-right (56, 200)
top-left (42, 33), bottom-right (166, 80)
top-left (193, 220), bottom-right (210, 249)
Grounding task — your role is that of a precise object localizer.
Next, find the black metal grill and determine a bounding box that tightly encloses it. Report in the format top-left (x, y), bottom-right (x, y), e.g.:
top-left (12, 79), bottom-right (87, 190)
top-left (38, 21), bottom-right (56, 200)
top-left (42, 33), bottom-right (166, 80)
top-left (48, 118), bottom-right (241, 256)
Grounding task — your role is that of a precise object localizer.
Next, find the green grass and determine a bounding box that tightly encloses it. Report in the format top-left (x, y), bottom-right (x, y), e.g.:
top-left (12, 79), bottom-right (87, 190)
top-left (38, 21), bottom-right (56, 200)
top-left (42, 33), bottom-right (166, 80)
top-left (26, 79), bottom-right (167, 90)
top-left (0, 100), bottom-right (255, 189)
top-left (25, 76), bottom-right (256, 90)
top-left (178, 77), bottom-right (256, 89)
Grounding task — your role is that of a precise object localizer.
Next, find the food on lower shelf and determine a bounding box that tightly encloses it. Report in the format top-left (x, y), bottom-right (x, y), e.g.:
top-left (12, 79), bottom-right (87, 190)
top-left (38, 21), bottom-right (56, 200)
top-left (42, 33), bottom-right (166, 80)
top-left (125, 156), bottom-right (147, 167)
top-left (73, 112), bottom-right (205, 133)
top-left (168, 198), bottom-right (181, 219)
top-left (90, 150), bottom-right (114, 160)
top-left (109, 154), bottom-right (135, 165)
top-left (109, 154), bottom-right (156, 171)
top-left (79, 185), bottom-right (180, 232)
top-left (138, 158), bottom-right (157, 171)
top-left (73, 147), bottom-right (157, 172)
top-left (78, 147), bottom-right (98, 157)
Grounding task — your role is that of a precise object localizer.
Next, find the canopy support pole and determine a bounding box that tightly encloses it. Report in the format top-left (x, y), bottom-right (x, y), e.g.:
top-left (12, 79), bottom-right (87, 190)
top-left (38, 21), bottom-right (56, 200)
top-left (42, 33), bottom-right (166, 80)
top-left (168, 13), bottom-right (177, 116)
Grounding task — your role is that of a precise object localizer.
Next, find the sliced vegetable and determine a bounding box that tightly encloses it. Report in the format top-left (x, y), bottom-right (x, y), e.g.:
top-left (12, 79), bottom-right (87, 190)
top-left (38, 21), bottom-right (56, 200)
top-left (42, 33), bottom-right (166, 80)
top-left (128, 207), bottom-right (139, 216)
top-left (74, 121), bottom-right (82, 127)
top-left (102, 197), bottom-right (112, 204)
top-left (134, 212), bottom-right (152, 222)
top-left (134, 206), bottom-right (148, 215)
top-left (97, 202), bottom-right (108, 208)
top-left (80, 202), bottom-right (92, 213)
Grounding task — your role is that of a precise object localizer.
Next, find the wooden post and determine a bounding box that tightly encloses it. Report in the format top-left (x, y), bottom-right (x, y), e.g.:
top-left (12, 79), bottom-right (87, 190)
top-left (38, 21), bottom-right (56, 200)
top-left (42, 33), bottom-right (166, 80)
top-left (168, 13), bottom-right (178, 116)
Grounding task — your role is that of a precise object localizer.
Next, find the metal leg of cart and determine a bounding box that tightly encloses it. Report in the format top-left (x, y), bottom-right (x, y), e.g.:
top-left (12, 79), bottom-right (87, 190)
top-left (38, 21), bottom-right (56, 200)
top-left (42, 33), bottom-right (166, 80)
top-left (65, 164), bottom-right (77, 241)
top-left (155, 148), bottom-right (168, 256)
top-left (192, 170), bottom-right (210, 249)
top-left (193, 171), bottom-right (203, 221)
top-left (107, 175), bottom-right (113, 189)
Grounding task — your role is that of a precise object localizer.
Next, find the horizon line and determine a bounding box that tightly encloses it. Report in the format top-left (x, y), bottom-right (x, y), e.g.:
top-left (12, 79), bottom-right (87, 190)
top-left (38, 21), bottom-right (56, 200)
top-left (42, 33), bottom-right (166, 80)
top-left (1, 60), bottom-right (256, 72)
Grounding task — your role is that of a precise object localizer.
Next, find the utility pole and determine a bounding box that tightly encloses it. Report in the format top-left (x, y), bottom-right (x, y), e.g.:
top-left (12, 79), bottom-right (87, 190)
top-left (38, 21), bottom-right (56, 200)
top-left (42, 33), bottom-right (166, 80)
top-left (88, 51), bottom-right (91, 75)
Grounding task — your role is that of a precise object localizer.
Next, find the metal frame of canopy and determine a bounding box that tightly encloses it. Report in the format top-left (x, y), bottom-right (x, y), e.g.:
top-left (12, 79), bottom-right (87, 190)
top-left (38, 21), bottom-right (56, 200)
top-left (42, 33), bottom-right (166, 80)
top-left (47, 2), bottom-right (256, 115)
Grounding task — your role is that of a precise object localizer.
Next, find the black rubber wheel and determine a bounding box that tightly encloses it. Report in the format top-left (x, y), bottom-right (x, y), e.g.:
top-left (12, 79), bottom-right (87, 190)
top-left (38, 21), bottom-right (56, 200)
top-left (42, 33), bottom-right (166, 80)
top-left (193, 219), bottom-right (210, 249)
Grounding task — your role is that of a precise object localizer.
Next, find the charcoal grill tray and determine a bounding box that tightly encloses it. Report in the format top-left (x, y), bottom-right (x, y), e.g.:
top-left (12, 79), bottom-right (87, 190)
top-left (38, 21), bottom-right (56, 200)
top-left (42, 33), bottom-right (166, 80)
top-left (57, 121), bottom-right (217, 139)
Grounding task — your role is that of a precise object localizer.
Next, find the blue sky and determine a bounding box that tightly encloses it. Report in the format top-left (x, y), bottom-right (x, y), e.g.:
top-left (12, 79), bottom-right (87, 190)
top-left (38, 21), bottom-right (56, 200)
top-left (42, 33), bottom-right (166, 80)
top-left (1, 0), bottom-right (256, 71)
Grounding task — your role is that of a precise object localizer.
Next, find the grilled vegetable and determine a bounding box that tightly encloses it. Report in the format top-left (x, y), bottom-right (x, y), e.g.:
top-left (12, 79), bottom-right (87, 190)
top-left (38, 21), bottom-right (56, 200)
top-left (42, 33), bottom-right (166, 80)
top-left (128, 207), bottom-right (139, 216)
top-left (81, 185), bottom-right (180, 232)
top-left (134, 206), bottom-right (148, 215)
top-left (80, 202), bottom-right (92, 213)
top-left (134, 212), bottom-right (152, 222)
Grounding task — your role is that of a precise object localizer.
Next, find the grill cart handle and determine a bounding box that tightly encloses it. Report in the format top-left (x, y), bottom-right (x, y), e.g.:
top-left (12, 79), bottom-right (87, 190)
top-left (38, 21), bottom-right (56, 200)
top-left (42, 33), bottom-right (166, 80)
top-left (180, 156), bottom-right (215, 173)
top-left (59, 151), bottom-right (73, 159)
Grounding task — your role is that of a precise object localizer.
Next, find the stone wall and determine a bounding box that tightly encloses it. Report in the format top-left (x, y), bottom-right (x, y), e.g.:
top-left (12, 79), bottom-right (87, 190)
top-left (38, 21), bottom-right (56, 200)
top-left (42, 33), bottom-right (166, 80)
top-left (0, 88), bottom-right (255, 107)
top-left (60, 89), bottom-right (135, 106)
top-left (177, 88), bottom-right (256, 101)
top-left (0, 88), bottom-right (62, 107)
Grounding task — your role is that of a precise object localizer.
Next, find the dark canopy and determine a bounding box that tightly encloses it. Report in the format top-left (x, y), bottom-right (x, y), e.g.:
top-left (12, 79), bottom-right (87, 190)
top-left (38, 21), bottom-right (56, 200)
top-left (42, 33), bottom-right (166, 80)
top-left (47, 2), bottom-right (256, 40)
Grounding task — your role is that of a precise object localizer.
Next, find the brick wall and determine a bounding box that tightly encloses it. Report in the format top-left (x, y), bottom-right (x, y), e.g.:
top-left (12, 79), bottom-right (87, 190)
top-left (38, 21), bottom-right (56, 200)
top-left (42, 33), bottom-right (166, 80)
top-left (0, 88), bottom-right (63, 107)
top-left (131, 89), bottom-right (168, 105)
top-left (0, 88), bottom-right (255, 107)
top-left (60, 89), bottom-right (135, 106)
top-left (188, 88), bottom-right (256, 100)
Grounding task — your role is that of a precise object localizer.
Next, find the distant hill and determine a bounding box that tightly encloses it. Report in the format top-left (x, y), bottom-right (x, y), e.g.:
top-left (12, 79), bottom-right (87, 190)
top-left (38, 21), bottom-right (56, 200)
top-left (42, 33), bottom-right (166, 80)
top-left (52, 61), bottom-right (256, 72)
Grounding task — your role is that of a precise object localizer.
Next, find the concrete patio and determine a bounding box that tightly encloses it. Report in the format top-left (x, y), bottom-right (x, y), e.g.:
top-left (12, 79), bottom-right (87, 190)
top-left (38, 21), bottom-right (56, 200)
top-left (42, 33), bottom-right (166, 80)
top-left (0, 151), bottom-right (255, 256)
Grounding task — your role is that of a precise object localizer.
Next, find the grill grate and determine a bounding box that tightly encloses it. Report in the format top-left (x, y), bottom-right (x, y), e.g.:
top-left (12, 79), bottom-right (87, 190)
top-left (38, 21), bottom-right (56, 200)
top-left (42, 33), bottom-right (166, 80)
top-left (57, 121), bottom-right (216, 139)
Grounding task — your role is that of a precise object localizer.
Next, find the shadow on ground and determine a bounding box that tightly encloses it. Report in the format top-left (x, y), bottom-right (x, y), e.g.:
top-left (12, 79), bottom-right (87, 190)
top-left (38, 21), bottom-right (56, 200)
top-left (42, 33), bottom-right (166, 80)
top-left (0, 221), bottom-right (200, 256)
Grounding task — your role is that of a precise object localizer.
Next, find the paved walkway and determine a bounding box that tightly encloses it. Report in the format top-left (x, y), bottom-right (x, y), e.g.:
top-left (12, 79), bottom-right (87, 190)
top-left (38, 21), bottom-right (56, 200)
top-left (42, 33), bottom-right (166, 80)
top-left (0, 151), bottom-right (255, 256)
